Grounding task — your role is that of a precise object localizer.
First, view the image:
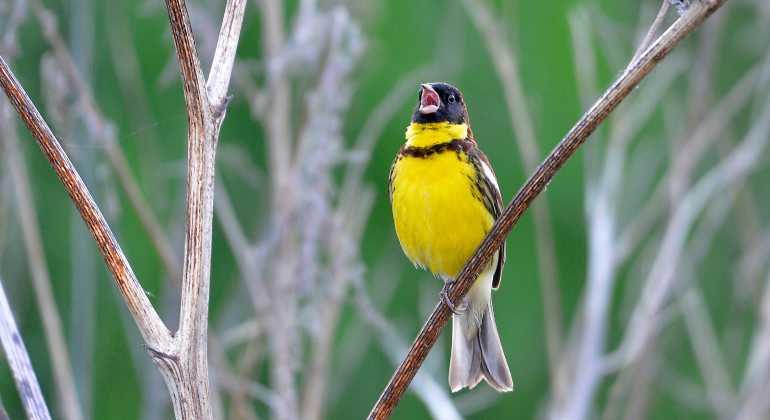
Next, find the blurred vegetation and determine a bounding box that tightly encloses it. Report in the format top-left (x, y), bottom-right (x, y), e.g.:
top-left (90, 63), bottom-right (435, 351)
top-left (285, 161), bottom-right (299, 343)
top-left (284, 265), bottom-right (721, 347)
top-left (1, 0), bottom-right (769, 419)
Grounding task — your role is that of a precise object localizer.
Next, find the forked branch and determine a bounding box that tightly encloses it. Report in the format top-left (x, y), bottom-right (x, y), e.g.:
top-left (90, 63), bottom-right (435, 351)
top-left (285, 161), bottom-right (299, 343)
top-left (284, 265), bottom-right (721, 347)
top-left (0, 0), bottom-right (246, 417)
top-left (367, 0), bottom-right (730, 418)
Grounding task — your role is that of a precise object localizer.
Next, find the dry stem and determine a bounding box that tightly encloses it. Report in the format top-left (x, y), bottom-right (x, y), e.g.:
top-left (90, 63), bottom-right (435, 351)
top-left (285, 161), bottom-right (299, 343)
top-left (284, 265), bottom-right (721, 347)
top-left (33, 2), bottom-right (184, 284)
top-left (0, 276), bottom-right (52, 420)
top-left (0, 0), bottom-right (246, 416)
top-left (460, 0), bottom-right (565, 394)
top-left (0, 52), bottom-right (171, 354)
top-left (2, 102), bottom-right (83, 420)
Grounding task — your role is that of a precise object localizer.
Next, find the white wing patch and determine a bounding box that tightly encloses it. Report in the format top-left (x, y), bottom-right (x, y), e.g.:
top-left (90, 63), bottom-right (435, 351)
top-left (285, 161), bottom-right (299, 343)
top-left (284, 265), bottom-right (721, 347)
top-left (479, 159), bottom-right (500, 195)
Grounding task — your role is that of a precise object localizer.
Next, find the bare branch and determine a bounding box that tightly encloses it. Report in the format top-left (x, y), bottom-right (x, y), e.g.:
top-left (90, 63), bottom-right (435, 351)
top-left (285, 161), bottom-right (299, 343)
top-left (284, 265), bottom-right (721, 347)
top-left (619, 80), bottom-right (770, 371)
top-left (2, 101), bottom-right (83, 420)
top-left (460, 0), bottom-right (565, 393)
top-left (368, 1), bottom-right (731, 418)
top-left (156, 0), bottom-right (246, 416)
top-left (680, 287), bottom-right (736, 417)
top-left (0, 275), bottom-right (52, 420)
top-left (34, 3), bottom-right (184, 284)
top-left (353, 276), bottom-right (463, 420)
top-left (0, 54), bottom-right (171, 348)
top-left (629, 1), bottom-right (671, 67)
top-left (737, 268), bottom-right (770, 419)
top-left (206, 0), bottom-right (246, 106)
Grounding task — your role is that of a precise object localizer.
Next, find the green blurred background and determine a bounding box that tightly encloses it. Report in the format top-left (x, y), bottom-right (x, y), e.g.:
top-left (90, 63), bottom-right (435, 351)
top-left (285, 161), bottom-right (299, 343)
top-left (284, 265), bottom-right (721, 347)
top-left (1, 0), bottom-right (768, 418)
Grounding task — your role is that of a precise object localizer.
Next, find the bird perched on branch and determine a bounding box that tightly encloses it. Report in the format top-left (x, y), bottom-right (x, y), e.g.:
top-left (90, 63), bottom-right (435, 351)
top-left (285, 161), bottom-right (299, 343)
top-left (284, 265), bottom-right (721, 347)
top-left (388, 83), bottom-right (513, 392)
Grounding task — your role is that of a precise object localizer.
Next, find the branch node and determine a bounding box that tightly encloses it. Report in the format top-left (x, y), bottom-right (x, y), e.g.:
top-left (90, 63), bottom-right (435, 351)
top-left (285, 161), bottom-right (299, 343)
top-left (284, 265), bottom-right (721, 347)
top-left (143, 344), bottom-right (179, 362)
top-left (214, 95), bottom-right (233, 119)
top-left (670, 0), bottom-right (690, 14)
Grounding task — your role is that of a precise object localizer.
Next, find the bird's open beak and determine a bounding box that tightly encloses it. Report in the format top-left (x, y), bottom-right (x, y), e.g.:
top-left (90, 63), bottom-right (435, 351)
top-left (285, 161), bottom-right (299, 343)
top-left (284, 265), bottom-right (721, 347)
top-left (419, 83), bottom-right (440, 114)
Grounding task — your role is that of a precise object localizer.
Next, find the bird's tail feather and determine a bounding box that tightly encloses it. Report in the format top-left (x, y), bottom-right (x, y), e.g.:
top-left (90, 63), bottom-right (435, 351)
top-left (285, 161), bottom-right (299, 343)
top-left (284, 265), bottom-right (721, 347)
top-left (449, 300), bottom-right (513, 392)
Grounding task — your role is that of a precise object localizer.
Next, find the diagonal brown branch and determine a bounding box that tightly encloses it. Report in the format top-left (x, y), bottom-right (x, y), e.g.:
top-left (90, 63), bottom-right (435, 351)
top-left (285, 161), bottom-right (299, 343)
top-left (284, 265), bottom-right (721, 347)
top-left (3, 102), bottom-right (83, 420)
top-left (33, 3), bottom-right (185, 285)
top-left (0, 54), bottom-right (171, 348)
top-left (460, 0), bottom-right (566, 395)
top-left (367, 0), bottom-right (730, 418)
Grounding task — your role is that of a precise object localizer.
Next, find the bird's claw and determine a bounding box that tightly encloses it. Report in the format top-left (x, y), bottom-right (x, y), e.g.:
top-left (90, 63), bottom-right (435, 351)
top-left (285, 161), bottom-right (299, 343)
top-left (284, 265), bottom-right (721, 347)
top-left (439, 290), bottom-right (468, 314)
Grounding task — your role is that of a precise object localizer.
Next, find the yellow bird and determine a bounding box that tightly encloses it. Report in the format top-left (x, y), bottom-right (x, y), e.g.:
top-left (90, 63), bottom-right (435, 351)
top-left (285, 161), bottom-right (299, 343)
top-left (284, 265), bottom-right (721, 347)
top-left (388, 83), bottom-right (513, 392)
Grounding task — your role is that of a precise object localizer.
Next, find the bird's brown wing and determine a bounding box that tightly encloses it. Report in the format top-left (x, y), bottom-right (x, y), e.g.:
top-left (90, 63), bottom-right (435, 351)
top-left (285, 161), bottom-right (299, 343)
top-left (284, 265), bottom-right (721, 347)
top-left (470, 148), bottom-right (506, 290)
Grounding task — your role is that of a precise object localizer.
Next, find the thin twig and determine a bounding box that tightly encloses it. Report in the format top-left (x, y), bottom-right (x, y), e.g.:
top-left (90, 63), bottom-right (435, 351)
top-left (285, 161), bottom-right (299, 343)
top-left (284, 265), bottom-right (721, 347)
top-left (0, 54), bottom-right (171, 349)
top-left (2, 102), bottom-right (83, 420)
top-left (681, 287), bottom-right (736, 417)
top-left (208, 334), bottom-right (267, 420)
top-left (33, 3), bottom-right (184, 284)
top-left (0, 275), bottom-right (53, 420)
top-left (212, 176), bottom-right (271, 316)
top-left (2, 23), bottom-right (83, 418)
top-left (629, 1), bottom-right (671, 67)
top-left (206, 0), bottom-right (245, 105)
top-left (615, 63), bottom-right (761, 262)
top-left (258, 0), bottom-right (291, 193)
top-left (553, 51), bottom-right (686, 420)
top-left (367, 1), bottom-right (730, 417)
top-left (737, 268), bottom-right (770, 420)
top-left (353, 276), bottom-right (464, 420)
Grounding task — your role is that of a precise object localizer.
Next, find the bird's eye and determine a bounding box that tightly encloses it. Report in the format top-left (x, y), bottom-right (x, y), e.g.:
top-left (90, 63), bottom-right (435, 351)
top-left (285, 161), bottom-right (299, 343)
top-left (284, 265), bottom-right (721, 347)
top-left (447, 94), bottom-right (456, 103)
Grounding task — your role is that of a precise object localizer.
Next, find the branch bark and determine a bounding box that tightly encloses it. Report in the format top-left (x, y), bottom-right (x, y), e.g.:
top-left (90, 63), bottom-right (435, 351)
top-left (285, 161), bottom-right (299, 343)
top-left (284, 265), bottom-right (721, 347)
top-left (34, 2), bottom-right (185, 285)
top-left (367, 0), bottom-right (730, 418)
top-left (460, 0), bottom-right (565, 395)
top-left (3, 101), bottom-right (83, 420)
top-left (0, 52), bottom-right (171, 354)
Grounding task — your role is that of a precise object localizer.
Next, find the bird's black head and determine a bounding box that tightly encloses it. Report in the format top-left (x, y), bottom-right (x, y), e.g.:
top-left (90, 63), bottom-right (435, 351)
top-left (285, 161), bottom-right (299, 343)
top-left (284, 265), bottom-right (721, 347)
top-left (411, 83), bottom-right (469, 125)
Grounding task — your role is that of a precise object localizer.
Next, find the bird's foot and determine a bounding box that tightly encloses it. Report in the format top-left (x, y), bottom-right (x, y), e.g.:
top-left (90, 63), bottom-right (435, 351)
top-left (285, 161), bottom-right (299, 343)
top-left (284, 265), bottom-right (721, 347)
top-left (439, 290), bottom-right (468, 314)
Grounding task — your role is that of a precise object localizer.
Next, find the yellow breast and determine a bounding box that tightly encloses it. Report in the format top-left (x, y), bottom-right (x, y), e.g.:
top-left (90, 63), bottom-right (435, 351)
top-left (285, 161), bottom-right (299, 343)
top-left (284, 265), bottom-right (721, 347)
top-left (390, 123), bottom-right (494, 280)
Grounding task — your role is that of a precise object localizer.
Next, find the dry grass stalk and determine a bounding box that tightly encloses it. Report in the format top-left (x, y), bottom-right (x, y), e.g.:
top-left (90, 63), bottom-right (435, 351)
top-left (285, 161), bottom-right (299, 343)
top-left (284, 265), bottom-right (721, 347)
top-left (0, 276), bottom-right (52, 420)
top-left (555, 1), bottom-right (770, 419)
